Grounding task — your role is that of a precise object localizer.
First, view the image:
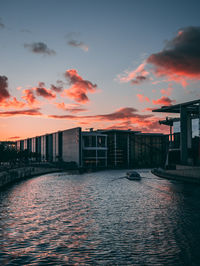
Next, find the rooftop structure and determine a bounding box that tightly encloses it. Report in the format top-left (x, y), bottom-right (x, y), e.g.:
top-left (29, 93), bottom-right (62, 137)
top-left (153, 99), bottom-right (200, 166)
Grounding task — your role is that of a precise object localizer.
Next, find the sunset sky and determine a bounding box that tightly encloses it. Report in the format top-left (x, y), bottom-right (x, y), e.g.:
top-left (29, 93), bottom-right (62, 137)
top-left (1, 0), bottom-right (200, 140)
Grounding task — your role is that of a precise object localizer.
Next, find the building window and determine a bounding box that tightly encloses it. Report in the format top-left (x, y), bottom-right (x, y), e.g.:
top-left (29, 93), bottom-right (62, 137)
top-left (97, 150), bottom-right (106, 157)
top-left (83, 136), bottom-right (96, 147)
top-left (97, 136), bottom-right (106, 147)
top-left (83, 150), bottom-right (96, 157)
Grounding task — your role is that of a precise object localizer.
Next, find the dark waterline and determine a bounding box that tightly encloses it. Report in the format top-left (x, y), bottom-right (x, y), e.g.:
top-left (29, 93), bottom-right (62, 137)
top-left (0, 170), bottom-right (200, 265)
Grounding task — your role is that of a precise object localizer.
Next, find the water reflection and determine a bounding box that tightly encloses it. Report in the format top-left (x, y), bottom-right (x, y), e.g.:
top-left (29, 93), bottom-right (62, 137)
top-left (0, 170), bottom-right (200, 265)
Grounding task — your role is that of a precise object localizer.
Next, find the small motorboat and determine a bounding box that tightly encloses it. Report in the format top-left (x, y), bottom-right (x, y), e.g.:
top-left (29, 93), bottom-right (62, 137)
top-left (126, 171), bottom-right (141, 180)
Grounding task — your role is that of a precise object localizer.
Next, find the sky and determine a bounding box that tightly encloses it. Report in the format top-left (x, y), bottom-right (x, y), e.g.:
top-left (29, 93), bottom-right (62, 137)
top-left (1, 0), bottom-right (200, 140)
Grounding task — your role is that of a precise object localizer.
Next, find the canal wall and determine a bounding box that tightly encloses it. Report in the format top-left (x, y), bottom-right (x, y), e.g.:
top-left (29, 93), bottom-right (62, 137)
top-left (152, 166), bottom-right (200, 184)
top-left (0, 166), bottom-right (61, 189)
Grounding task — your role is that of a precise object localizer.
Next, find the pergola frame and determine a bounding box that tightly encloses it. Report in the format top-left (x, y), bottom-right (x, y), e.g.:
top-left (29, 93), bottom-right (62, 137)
top-left (153, 99), bottom-right (200, 165)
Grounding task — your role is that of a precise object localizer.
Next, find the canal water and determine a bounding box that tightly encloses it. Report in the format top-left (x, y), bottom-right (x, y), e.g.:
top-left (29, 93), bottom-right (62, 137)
top-left (0, 170), bottom-right (200, 265)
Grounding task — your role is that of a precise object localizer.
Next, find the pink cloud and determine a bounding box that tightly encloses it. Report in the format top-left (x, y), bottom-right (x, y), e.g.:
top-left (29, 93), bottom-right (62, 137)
top-left (137, 94), bottom-right (150, 103)
top-left (0, 108), bottom-right (42, 117)
top-left (118, 62), bottom-right (149, 85)
top-left (152, 96), bottom-right (176, 106)
top-left (63, 69), bottom-right (97, 103)
top-left (160, 86), bottom-right (173, 96)
top-left (55, 102), bottom-right (87, 113)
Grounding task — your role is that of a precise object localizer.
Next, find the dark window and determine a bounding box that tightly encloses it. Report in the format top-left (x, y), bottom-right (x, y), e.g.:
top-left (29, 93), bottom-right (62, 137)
top-left (97, 150), bottom-right (106, 157)
top-left (83, 150), bottom-right (96, 157)
top-left (97, 136), bottom-right (106, 147)
top-left (83, 136), bottom-right (96, 147)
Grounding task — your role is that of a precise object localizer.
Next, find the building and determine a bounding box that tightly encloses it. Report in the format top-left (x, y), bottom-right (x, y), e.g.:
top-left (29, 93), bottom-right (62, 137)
top-left (82, 130), bottom-right (107, 168)
top-left (153, 99), bottom-right (200, 166)
top-left (132, 133), bottom-right (168, 168)
top-left (16, 127), bottom-right (168, 169)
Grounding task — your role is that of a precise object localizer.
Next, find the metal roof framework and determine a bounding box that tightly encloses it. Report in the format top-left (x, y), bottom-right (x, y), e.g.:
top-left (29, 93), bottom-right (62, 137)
top-left (152, 99), bottom-right (200, 165)
top-left (152, 99), bottom-right (200, 115)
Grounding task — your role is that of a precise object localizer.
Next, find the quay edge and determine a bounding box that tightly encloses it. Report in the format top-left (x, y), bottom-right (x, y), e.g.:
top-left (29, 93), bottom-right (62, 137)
top-left (152, 165), bottom-right (200, 184)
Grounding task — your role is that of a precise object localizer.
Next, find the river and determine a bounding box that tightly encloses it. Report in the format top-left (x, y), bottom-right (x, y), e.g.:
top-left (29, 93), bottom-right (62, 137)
top-left (0, 169), bottom-right (200, 265)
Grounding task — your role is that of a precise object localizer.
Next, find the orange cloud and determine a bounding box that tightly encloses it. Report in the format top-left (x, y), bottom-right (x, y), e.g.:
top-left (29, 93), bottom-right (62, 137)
top-left (63, 69), bottom-right (97, 103)
top-left (0, 97), bottom-right (26, 109)
top-left (55, 102), bottom-right (87, 113)
top-left (103, 120), bottom-right (168, 134)
top-left (48, 107), bottom-right (159, 133)
top-left (9, 136), bottom-right (20, 140)
top-left (22, 89), bottom-right (39, 106)
top-left (137, 94), bottom-right (150, 103)
top-left (0, 108), bottom-right (42, 117)
top-left (152, 96), bottom-right (176, 106)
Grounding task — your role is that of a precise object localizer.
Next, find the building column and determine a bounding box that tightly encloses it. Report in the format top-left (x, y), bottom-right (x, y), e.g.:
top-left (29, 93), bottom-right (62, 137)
top-left (180, 106), bottom-right (188, 164)
top-left (105, 136), bottom-right (108, 167)
top-left (127, 134), bottom-right (130, 167)
top-left (114, 133), bottom-right (117, 167)
top-left (187, 115), bottom-right (192, 149)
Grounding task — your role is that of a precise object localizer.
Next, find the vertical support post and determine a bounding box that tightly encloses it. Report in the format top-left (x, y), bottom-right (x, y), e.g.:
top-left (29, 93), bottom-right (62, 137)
top-left (105, 135), bottom-right (108, 167)
top-left (199, 103), bottom-right (200, 137)
top-left (180, 106), bottom-right (188, 164)
top-left (96, 135), bottom-right (98, 167)
top-left (127, 133), bottom-right (130, 168)
top-left (114, 133), bottom-right (117, 167)
top-left (187, 115), bottom-right (192, 149)
top-left (170, 125), bottom-right (172, 148)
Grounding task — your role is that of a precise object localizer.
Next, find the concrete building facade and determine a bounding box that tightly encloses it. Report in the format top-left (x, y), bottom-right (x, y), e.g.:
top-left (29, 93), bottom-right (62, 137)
top-left (16, 127), bottom-right (168, 169)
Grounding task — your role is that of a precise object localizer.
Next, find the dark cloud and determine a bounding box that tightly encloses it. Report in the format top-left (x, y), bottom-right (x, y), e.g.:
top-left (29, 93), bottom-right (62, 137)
top-left (93, 107), bottom-right (153, 121)
top-left (67, 40), bottom-right (88, 52)
top-left (48, 107), bottom-right (165, 133)
top-left (147, 26), bottom-right (200, 81)
top-left (0, 75), bottom-right (10, 102)
top-left (131, 75), bottom-right (148, 85)
top-left (48, 107), bottom-right (153, 121)
top-left (0, 108), bottom-right (42, 117)
top-left (36, 86), bottom-right (56, 99)
top-left (51, 80), bottom-right (64, 92)
top-left (24, 42), bottom-right (56, 55)
top-left (20, 29), bottom-right (32, 33)
top-left (0, 18), bottom-right (5, 28)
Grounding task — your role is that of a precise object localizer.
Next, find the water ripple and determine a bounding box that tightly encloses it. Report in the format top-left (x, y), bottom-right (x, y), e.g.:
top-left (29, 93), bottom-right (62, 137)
top-left (1, 170), bottom-right (200, 265)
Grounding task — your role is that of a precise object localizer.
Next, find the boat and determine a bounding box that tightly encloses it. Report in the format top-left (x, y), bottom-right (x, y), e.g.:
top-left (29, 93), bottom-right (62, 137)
top-left (126, 171), bottom-right (141, 180)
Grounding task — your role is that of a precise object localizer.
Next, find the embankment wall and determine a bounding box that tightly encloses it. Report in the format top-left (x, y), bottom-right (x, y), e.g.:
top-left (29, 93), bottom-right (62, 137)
top-left (0, 167), bottom-right (60, 189)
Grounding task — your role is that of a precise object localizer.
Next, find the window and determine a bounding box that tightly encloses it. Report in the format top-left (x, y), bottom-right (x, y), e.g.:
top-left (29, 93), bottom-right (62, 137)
top-left (97, 150), bottom-right (106, 157)
top-left (97, 136), bottom-right (106, 147)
